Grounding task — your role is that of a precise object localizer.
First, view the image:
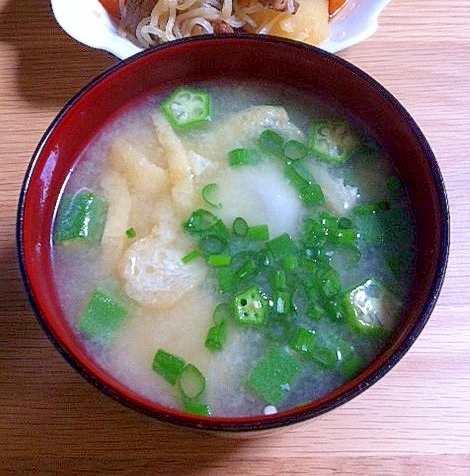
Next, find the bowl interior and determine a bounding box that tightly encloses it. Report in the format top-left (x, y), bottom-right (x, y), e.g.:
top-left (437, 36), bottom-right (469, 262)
top-left (18, 36), bottom-right (449, 432)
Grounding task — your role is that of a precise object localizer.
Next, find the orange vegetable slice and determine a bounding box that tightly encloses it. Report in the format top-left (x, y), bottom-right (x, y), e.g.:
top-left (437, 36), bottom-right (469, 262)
top-left (98, 0), bottom-right (121, 20)
top-left (329, 0), bottom-right (348, 16)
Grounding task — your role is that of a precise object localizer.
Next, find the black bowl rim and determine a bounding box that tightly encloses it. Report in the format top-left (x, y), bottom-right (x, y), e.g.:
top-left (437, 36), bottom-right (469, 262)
top-left (17, 34), bottom-right (450, 433)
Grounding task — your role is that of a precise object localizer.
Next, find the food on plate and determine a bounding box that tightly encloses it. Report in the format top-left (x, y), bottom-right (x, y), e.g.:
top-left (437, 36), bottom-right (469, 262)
top-left (52, 80), bottom-right (416, 417)
top-left (97, 0), bottom-right (348, 47)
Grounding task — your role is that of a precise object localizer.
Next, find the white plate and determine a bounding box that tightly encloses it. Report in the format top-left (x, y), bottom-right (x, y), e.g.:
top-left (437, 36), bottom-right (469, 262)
top-left (50, 0), bottom-right (392, 60)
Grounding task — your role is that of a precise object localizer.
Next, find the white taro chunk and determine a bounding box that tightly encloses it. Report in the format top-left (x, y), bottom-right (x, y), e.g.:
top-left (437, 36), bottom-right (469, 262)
top-left (120, 211), bottom-right (207, 309)
top-left (215, 162), bottom-right (304, 238)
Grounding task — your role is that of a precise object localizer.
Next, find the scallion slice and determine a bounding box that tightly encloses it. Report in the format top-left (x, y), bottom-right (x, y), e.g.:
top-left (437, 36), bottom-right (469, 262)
top-left (181, 249), bottom-right (200, 264)
top-left (208, 253), bottom-right (231, 267)
top-left (183, 398), bottom-right (212, 417)
top-left (232, 217), bottom-right (249, 236)
top-left (217, 268), bottom-right (237, 293)
top-left (199, 234), bottom-right (228, 254)
top-left (201, 183), bottom-right (222, 208)
top-left (258, 129), bottom-right (284, 158)
top-left (228, 148), bottom-right (260, 166)
top-left (283, 140), bottom-right (308, 161)
top-left (183, 209), bottom-right (219, 234)
top-left (236, 258), bottom-right (258, 280)
top-left (179, 364), bottom-right (206, 400)
top-left (125, 227), bottom-right (137, 239)
top-left (152, 349), bottom-right (186, 385)
top-left (78, 289), bottom-right (128, 342)
top-left (246, 224), bottom-right (269, 241)
top-left (54, 191), bottom-right (107, 245)
top-left (205, 319), bottom-right (228, 351)
top-left (212, 302), bottom-right (232, 324)
top-left (289, 327), bottom-right (317, 356)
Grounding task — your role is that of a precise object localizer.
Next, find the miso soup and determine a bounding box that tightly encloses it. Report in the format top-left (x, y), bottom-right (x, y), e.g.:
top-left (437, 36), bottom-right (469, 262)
top-left (53, 81), bottom-right (416, 417)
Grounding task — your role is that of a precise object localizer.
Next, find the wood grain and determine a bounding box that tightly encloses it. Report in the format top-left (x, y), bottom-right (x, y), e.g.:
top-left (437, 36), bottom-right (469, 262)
top-left (1, 0), bottom-right (469, 474)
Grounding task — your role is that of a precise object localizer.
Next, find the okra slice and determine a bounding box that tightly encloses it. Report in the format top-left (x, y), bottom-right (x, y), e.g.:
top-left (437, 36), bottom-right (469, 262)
top-left (343, 277), bottom-right (401, 334)
top-left (309, 119), bottom-right (358, 164)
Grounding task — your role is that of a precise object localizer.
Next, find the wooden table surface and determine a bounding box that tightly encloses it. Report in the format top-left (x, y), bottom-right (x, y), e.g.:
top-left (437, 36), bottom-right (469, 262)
top-left (1, 0), bottom-right (469, 474)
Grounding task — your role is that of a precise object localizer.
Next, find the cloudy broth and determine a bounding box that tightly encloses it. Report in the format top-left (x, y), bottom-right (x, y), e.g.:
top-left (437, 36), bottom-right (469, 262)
top-left (53, 81), bottom-right (416, 417)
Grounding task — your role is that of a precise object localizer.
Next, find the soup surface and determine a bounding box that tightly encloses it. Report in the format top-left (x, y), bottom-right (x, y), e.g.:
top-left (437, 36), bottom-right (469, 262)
top-left (53, 81), bottom-right (416, 417)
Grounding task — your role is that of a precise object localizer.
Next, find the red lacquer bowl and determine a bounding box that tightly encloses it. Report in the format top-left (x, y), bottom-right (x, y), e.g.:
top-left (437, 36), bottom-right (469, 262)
top-left (17, 35), bottom-right (449, 434)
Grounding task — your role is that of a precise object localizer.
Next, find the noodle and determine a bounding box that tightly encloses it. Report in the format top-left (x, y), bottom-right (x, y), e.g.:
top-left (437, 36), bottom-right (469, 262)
top-left (123, 0), bottom-right (330, 48)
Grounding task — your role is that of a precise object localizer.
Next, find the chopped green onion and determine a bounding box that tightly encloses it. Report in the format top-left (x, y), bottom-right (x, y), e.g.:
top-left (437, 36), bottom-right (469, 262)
top-left (299, 182), bottom-right (325, 207)
top-left (227, 148), bottom-right (260, 166)
top-left (78, 289), bottom-right (128, 342)
top-left (232, 217), bottom-right (249, 236)
top-left (289, 327), bottom-right (317, 356)
top-left (324, 299), bottom-right (346, 321)
top-left (338, 217), bottom-right (353, 229)
top-left (199, 234), bottom-right (228, 254)
top-left (183, 209), bottom-right (219, 234)
top-left (246, 224), bottom-right (269, 241)
top-left (386, 176), bottom-right (404, 193)
top-left (246, 347), bottom-right (301, 406)
top-left (307, 303), bottom-right (325, 321)
top-left (283, 140), bottom-right (308, 161)
top-left (340, 352), bottom-right (363, 380)
top-left (125, 227), bottom-right (137, 239)
top-left (161, 87), bottom-right (211, 128)
top-left (183, 398), bottom-right (212, 416)
top-left (212, 302), bottom-right (232, 324)
top-left (310, 346), bottom-right (337, 368)
top-left (273, 290), bottom-right (292, 315)
top-left (352, 200), bottom-right (390, 216)
top-left (315, 265), bottom-right (342, 298)
top-left (327, 244), bottom-right (362, 269)
top-left (178, 363), bottom-right (206, 399)
top-left (205, 319), bottom-right (228, 351)
top-left (54, 191), bottom-right (107, 245)
top-left (332, 339), bottom-right (364, 380)
top-left (181, 249), bottom-right (200, 264)
top-left (273, 269), bottom-right (287, 291)
top-left (266, 233), bottom-right (297, 259)
top-left (284, 164), bottom-right (324, 207)
top-left (232, 286), bottom-right (268, 327)
top-left (282, 254), bottom-right (299, 270)
top-left (217, 268), bottom-right (237, 293)
top-left (236, 258), bottom-right (258, 280)
top-left (152, 349), bottom-right (186, 385)
top-left (258, 129), bottom-right (284, 158)
top-left (301, 211), bottom-right (357, 249)
top-left (201, 183), bottom-right (222, 208)
top-left (333, 228), bottom-right (357, 246)
top-left (208, 253), bottom-right (231, 267)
